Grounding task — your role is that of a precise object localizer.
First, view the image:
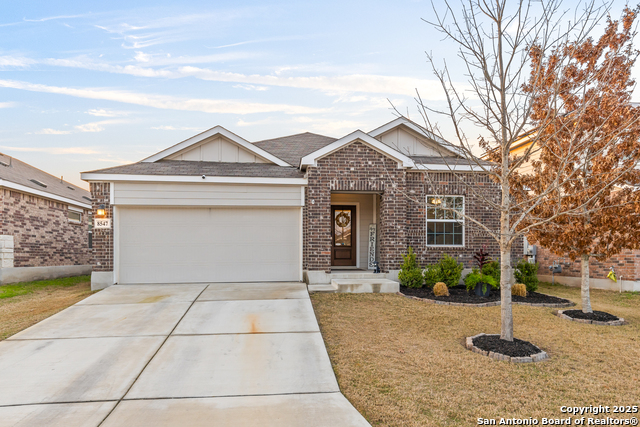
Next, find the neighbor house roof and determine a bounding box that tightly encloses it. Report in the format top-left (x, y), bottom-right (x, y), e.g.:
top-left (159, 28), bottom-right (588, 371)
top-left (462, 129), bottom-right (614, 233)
top-left (410, 156), bottom-right (493, 166)
top-left (83, 160), bottom-right (304, 179)
top-left (253, 132), bottom-right (337, 167)
top-left (0, 152), bottom-right (91, 208)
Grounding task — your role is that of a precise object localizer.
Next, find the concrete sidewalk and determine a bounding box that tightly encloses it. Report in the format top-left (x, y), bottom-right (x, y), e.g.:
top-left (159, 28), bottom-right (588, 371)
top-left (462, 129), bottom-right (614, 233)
top-left (0, 283), bottom-right (370, 426)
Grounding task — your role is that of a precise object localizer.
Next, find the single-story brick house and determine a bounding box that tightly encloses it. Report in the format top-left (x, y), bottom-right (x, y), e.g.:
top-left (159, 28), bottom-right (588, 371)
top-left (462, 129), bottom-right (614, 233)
top-left (82, 118), bottom-right (522, 290)
top-left (0, 152), bottom-right (92, 284)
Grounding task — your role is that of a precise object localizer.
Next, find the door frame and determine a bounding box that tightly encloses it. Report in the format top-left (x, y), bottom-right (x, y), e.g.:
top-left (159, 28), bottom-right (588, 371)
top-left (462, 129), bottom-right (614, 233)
top-left (330, 202), bottom-right (360, 268)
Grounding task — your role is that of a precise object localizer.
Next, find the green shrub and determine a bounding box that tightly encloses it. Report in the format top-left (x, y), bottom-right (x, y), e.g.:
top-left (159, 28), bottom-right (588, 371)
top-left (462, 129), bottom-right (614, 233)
top-left (398, 247), bottom-right (424, 288)
top-left (464, 271), bottom-right (498, 293)
top-left (423, 264), bottom-right (443, 288)
top-left (515, 259), bottom-right (539, 292)
top-left (481, 260), bottom-right (501, 283)
top-left (438, 254), bottom-right (464, 288)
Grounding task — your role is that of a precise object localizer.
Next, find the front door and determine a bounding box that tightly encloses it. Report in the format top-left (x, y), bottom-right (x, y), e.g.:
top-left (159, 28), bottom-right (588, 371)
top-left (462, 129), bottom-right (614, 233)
top-left (331, 205), bottom-right (356, 266)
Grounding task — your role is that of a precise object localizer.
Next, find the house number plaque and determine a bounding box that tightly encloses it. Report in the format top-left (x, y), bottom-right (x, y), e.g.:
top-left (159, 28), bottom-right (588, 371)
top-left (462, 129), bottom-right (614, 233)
top-left (94, 218), bottom-right (111, 229)
top-left (368, 223), bottom-right (377, 269)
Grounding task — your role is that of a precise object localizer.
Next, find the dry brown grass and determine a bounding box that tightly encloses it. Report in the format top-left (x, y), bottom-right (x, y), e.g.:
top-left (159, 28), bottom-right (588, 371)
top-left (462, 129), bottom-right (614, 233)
top-left (311, 283), bottom-right (640, 426)
top-left (0, 279), bottom-right (94, 340)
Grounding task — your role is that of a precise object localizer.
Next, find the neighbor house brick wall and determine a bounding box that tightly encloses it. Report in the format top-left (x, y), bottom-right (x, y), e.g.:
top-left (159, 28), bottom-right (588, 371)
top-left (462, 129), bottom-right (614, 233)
top-left (0, 188), bottom-right (90, 267)
top-left (90, 182), bottom-right (113, 272)
top-left (536, 245), bottom-right (640, 281)
top-left (303, 141), bottom-right (406, 272)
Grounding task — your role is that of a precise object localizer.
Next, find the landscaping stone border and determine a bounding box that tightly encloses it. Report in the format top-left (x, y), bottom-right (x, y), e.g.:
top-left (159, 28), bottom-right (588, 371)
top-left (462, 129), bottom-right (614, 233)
top-left (397, 292), bottom-right (576, 308)
top-left (465, 333), bottom-right (549, 363)
top-left (555, 310), bottom-right (626, 326)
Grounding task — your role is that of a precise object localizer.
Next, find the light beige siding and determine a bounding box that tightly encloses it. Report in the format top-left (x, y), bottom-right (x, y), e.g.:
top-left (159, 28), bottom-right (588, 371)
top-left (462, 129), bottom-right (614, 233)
top-left (167, 135), bottom-right (268, 163)
top-left (113, 182), bottom-right (304, 207)
top-left (377, 128), bottom-right (442, 156)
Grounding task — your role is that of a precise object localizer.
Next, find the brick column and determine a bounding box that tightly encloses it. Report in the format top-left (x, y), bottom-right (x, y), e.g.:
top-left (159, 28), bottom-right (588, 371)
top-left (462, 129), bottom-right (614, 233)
top-left (304, 170), bottom-right (332, 272)
top-left (90, 182), bottom-right (114, 289)
top-left (379, 180), bottom-right (407, 272)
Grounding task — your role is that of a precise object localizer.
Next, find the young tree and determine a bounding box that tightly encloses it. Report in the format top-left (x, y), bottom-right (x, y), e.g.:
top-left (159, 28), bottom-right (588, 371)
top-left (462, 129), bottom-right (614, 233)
top-left (397, 0), bottom-right (633, 341)
top-left (515, 7), bottom-right (640, 314)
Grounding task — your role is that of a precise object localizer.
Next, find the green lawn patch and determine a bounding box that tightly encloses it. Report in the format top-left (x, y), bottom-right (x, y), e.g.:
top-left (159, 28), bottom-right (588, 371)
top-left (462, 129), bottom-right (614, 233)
top-left (0, 275), bottom-right (91, 300)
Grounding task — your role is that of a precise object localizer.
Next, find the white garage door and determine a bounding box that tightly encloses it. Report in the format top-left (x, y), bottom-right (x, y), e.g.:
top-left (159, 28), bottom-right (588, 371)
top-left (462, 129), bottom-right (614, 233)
top-left (117, 207), bottom-right (301, 284)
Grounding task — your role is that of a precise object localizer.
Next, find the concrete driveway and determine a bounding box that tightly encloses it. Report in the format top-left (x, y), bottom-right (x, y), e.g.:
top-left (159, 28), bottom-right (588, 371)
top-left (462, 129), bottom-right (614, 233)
top-left (0, 283), bottom-right (370, 427)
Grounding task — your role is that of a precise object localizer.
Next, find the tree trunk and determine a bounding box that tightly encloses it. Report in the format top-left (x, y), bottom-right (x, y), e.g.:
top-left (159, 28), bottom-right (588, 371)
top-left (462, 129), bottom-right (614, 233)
top-left (500, 244), bottom-right (513, 341)
top-left (581, 253), bottom-right (593, 313)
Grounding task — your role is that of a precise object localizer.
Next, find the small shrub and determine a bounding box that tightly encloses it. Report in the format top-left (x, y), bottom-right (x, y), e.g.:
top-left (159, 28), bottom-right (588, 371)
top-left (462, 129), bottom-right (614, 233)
top-left (423, 264), bottom-right (443, 288)
top-left (481, 260), bottom-right (501, 283)
top-left (438, 254), bottom-right (464, 288)
top-left (464, 271), bottom-right (498, 293)
top-left (512, 283), bottom-right (527, 297)
top-left (433, 282), bottom-right (449, 297)
top-left (514, 259), bottom-right (539, 292)
top-left (398, 247), bottom-right (423, 288)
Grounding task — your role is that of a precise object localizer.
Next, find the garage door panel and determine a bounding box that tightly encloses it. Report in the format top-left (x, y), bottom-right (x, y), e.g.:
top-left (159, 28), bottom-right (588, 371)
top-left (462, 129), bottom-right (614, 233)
top-left (118, 207), bottom-right (301, 284)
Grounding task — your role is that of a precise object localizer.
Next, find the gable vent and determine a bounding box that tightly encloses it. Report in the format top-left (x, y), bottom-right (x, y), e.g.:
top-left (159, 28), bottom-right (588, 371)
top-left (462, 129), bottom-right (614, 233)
top-left (67, 186), bottom-right (76, 191)
top-left (29, 179), bottom-right (48, 188)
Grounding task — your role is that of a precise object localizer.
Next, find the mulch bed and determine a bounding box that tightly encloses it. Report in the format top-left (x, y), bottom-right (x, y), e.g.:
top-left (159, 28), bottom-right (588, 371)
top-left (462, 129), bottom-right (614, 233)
top-left (399, 285), bottom-right (575, 307)
top-left (466, 333), bottom-right (549, 363)
top-left (556, 309), bottom-right (625, 326)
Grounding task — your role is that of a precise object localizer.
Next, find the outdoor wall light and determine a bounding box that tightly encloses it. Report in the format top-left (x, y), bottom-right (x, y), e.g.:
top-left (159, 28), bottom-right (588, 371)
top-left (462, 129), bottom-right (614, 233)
top-left (430, 198), bottom-right (442, 205)
top-left (96, 204), bottom-right (106, 218)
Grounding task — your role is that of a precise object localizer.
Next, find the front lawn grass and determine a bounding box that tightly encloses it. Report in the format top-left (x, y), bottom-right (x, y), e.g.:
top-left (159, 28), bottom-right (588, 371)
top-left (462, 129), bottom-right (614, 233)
top-left (311, 282), bottom-right (640, 426)
top-left (0, 275), bottom-right (94, 340)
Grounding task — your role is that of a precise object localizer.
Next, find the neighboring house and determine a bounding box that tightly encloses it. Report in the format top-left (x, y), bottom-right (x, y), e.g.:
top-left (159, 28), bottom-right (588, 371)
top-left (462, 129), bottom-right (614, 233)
top-left (0, 152), bottom-right (92, 284)
top-left (498, 134), bottom-right (640, 292)
top-left (81, 118), bottom-right (522, 290)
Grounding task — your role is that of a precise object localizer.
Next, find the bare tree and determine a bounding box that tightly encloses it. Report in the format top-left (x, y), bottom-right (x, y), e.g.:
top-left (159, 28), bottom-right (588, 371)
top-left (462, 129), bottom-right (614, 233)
top-left (392, 0), bottom-right (638, 341)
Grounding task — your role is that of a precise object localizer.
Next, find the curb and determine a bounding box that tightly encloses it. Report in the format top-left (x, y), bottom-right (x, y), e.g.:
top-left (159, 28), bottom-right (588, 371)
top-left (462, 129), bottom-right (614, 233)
top-left (465, 333), bottom-right (549, 363)
top-left (555, 310), bottom-right (626, 326)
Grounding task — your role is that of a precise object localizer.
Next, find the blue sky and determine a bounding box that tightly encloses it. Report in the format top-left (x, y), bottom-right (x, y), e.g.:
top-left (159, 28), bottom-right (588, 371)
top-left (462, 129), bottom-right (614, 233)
top-left (0, 0), bottom-right (632, 188)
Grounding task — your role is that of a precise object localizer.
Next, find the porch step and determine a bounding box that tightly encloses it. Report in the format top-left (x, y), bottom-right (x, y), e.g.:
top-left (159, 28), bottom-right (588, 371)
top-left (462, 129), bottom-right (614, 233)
top-left (331, 278), bottom-right (399, 294)
top-left (308, 284), bottom-right (337, 293)
top-left (328, 272), bottom-right (383, 280)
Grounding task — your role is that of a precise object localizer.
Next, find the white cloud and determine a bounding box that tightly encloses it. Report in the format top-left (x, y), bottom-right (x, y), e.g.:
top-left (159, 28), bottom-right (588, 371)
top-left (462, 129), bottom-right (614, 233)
top-left (35, 128), bottom-right (72, 135)
top-left (0, 145), bottom-right (99, 154)
top-left (151, 125), bottom-right (202, 131)
top-left (0, 78), bottom-right (326, 115)
top-left (86, 108), bottom-right (128, 117)
top-left (236, 118), bottom-right (274, 127)
top-left (0, 55), bottom-right (36, 67)
top-left (0, 102), bottom-right (16, 108)
top-left (233, 84), bottom-right (269, 91)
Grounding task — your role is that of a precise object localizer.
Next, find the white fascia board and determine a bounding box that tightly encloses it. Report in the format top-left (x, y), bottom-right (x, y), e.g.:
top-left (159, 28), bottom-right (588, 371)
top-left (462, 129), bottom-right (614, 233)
top-left (0, 179), bottom-right (91, 209)
top-left (299, 130), bottom-right (414, 169)
top-left (368, 118), bottom-right (463, 157)
top-left (409, 163), bottom-right (487, 172)
top-left (81, 173), bottom-right (307, 186)
top-left (141, 125), bottom-right (290, 167)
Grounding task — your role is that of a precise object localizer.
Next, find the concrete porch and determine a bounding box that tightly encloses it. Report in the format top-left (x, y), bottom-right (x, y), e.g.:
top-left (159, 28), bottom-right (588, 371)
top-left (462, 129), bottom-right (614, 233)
top-left (306, 269), bottom-right (399, 293)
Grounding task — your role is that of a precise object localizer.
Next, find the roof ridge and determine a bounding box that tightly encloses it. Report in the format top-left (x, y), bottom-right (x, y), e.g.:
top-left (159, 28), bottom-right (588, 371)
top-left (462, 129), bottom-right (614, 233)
top-left (253, 132), bottom-right (336, 144)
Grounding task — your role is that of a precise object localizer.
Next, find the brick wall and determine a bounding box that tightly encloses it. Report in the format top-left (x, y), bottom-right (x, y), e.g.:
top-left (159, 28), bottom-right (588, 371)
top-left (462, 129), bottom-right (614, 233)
top-left (302, 141), bottom-right (522, 272)
top-left (405, 171), bottom-right (522, 268)
top-left (304, 141), bottom-right (405, 272)
top-left (537, 245), bottom-right (640, 281)
top-left (90, 182), bottom-right (113, 272)
top-left (0, 188), bottom-right (90, 267)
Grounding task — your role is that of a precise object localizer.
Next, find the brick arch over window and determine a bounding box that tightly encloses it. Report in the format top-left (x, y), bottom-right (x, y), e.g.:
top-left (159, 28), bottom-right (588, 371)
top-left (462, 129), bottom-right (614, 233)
top-left (303, 141), bottom-right (407, 273)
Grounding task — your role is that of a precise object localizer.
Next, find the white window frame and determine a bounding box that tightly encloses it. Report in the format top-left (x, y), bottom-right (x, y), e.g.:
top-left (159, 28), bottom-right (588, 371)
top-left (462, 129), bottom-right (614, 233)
top-left (68, 207), bottom-right (83, 224)
top-left (425, 195), bottom-right (465, 247)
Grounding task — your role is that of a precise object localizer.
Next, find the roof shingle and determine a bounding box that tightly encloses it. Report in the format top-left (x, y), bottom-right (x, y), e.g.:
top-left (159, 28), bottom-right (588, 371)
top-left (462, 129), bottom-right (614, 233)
top-left (253, 132), bottom-right (336, 166)
top-left (0, 152), bottom-right (90, 205)
top-left (84, 160), bottom-right (305, 178)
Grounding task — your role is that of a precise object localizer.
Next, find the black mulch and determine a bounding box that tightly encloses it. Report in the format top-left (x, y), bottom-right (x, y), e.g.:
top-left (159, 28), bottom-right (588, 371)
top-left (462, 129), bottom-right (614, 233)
top-left (473, 335), bottom-right (541, 358)
top-left (399, 285), bottom-right (571, 305)
top-left (563, 310), bottom-right (620, 322)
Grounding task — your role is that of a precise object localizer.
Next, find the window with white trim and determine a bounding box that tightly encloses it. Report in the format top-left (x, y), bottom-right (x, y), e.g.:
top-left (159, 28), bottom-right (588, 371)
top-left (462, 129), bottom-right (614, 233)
top-left (426, 195), bottom-right (464, 246)
top-left (68, 210), bottom-right (82, 223)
